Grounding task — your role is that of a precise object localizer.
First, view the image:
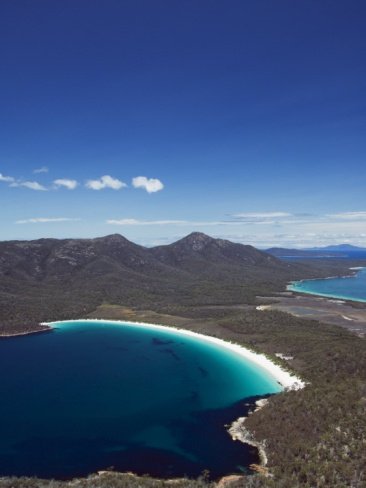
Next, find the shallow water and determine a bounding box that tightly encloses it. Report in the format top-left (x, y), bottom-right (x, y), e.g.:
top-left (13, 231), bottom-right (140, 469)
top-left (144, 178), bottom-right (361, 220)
top-left (288, 268), bottom-right (366, 302)
top-left (0, 321), bottom-right (281, 480)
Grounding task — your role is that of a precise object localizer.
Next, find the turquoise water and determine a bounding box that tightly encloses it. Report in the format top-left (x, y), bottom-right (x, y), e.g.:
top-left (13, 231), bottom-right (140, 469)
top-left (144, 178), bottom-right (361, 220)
top-left (0, 320), bottom-right (281, 480)
top-left (288, 268), bottom-right (366, 302)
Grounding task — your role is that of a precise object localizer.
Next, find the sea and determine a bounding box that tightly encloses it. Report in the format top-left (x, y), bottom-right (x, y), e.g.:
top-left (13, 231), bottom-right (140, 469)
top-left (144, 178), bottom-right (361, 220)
top-left (0, 320), bottom-right (281, 480)
top-left (279, 251), bottom-right (366, 302)
top-left (288, 267), bottom-right (366, 302)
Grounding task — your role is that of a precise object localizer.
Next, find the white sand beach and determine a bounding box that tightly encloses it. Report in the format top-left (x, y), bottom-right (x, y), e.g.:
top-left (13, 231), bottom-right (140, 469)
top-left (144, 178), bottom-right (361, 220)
top-left (44, 318), bottom-right (305, 392)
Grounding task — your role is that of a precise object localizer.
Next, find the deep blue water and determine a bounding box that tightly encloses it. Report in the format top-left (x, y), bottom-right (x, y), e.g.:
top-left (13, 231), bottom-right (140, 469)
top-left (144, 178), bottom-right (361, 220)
top-left (0, 321), bottom-right (281, 480)
top-left (288, 268), bottom-right (366, 302)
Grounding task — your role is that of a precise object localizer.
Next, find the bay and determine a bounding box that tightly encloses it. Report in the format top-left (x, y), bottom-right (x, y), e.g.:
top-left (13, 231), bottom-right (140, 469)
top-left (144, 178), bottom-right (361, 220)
top-left (288, 268), bottom-right (366, 302)
top-left (0, 320), bottom-right (281, 480)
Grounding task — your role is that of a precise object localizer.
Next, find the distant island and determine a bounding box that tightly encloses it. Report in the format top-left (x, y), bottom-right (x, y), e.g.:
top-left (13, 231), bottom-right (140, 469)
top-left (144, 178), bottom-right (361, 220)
top-left (308, 244), bottom-right (366, 251)
top-left (267, 243), bottom-right (366, 258)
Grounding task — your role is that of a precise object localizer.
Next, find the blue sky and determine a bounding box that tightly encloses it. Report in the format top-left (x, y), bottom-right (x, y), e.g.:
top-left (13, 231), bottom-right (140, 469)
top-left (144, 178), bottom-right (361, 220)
top-left (1, 0), bottom-right (365, 247)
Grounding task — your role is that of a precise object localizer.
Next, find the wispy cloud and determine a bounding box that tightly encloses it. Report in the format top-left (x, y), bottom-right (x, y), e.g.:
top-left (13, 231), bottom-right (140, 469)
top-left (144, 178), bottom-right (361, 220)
top-left (15, 217), bottom-right (81, 224)
top-left (85, 175), bottom-right (127, 190)
top-left (106, 211), bottom-right (366, 249)
top-left (0, 173), bottom-right (15, 183)
top-left (10, 181), bottom-right (48, 191)
top-left (327, 211), bottom-right (366, 220)
top-left (232, 212), bottom-right (292, 222)
top-left (53, 178), bottom-right (78, 190)
top-left (33, 166), bottom-right (49, 174)
top-left (132, 176), bottom-right (164, 193)
top-left (107, 219), bottom-right (188, 226)
top-left (107, 218), bottom-right (244, 226)
top-left (1, 172), bottom-right (47, 190)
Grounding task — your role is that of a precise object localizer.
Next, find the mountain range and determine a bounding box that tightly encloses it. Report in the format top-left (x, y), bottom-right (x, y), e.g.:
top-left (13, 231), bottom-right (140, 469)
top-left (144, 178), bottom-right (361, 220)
top-left (0, 232), bottom-right (349, 335)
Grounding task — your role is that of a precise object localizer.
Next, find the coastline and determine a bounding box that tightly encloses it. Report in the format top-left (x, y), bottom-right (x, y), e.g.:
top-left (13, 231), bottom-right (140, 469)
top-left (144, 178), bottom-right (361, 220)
top-left (228, 398), bottom-right (270, 473)
top-left (44, 318), bottom-right (306, 392)
top-left (0, 326), bottom-right (51, 339)
top-left (43, 318), bottom-right (306, 475)
top-left (1, 317), bottom-right (306, 478)
top-left (287, 285), bottom-right (366, 303)
top-left (287, 266), bottom-right (366, 304)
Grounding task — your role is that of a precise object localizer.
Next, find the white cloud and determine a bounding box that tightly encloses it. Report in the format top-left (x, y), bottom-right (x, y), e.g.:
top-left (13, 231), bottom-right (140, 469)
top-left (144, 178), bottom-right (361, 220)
top-left (10, 181), bottom-right (47, 191)
top-left (107, 218), bottom-right (246, 226)
top-left (107, 219), bottom-right (188, 226)
top-left (1, 173), bottom-right (47, 190)
top-left (53, 179), bottom-right (78, 190)
top-left (15, 217), bottom-right (81, 224)
top-left (106, 211), bottom-right (366, 249)
top-left (232, 212), bottom-right (292, 220)
top-left (0, 173), bottom-right (15, 183)
top-left (33, 166), bottom-right (49, 174)
top-left (85, 175), bottom-right (127, 190)
top-left (132, 176), bottom-right (164, 193)
top-left (327, 212), bottom-right (366, 220)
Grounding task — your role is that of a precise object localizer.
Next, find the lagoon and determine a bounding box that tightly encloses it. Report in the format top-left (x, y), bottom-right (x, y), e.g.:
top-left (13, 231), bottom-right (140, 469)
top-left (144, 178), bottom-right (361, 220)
top-left (0, 320), bottom-right (285, 480)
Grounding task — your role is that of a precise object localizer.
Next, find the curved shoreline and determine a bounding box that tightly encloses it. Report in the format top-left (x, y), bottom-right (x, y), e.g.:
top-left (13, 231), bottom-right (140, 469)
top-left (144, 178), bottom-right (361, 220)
top-left (36, 318), bottom-right (306, 477)
top-left (287, 267), bottom-right (366, 304)
top-left (287, 285), bottom-right (366, 303)
top-left (0, 316), bottom-right (309, 481)
top-left (43, 318), bottom-right (306, 392)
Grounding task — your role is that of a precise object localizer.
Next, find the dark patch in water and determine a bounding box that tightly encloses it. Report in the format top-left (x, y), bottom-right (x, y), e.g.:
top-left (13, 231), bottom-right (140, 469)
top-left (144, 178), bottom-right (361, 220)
top-left (160, 348), bottom-right (181, 361)
top-left (197, 365), bottom-right (209, 378)
top-left (105, 345), bottom-right (129, 351)
top-left (188, 390), bottom-right (200, 402)
top-left (0, 323), bottom-right (279, 481)
top-left (1, 397), bottom-right (270, 481)
top-left (152, 337), bottom-right (174, 346)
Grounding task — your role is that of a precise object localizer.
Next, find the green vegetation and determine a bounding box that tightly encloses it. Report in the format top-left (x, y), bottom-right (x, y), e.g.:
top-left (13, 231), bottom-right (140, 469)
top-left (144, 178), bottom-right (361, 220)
top-left (1, 234), bottom-right (366, 487)
top-left (0, 234), bottom-right (356, 336)
top-left (218, 309), bottom-right (366, 487)
top-left (2, 307), bottom-right (365, 487)
top-left (0, 472), bottom-right (214, 488)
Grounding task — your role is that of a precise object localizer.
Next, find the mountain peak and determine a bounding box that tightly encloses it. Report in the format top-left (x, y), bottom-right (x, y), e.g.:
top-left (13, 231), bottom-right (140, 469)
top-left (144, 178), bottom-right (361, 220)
top-left (176, 232), bottom-right (217, 251)
top-left (184, 232), bottom-right (212, 240)
top-left (94, 234), bottom-right (137, 246)
top-left (96, 233), bottom-right (127, 241)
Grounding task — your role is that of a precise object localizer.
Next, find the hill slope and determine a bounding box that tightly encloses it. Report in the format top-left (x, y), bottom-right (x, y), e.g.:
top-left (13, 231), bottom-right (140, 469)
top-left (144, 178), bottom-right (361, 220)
top-left (0, 232), bottom-right (348, 334)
